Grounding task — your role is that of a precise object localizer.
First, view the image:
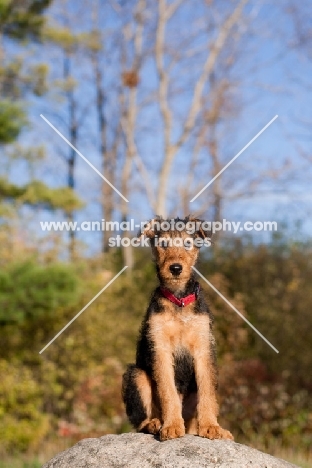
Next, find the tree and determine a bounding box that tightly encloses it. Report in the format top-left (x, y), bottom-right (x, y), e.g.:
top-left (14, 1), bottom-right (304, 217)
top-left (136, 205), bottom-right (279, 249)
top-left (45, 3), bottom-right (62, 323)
top-left (0, 0), bottom-right (53, 139)
top-left (134, 0), bottom-right (249, 217)
top-left (88, 29), bottom-right (122, 253)
top-left (0, 0), bottom-right (83, 258)
top-left (0, 0), bottom-right (52, 40)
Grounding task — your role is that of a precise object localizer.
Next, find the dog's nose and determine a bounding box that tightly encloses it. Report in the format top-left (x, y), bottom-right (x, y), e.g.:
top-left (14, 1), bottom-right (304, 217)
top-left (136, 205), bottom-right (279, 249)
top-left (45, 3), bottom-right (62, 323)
top-left (169, 263), bottom-right (182, 275)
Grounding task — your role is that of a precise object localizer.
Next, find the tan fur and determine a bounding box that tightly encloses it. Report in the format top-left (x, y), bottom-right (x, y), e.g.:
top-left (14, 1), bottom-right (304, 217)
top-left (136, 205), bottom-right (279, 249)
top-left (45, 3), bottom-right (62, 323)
top-left (152, 231), bottom-right (199, 294)
top-left (135, 370), bottom-right (152, 427)
top-left (126, 217), bottom-right (233, 441)
top-left (148, 299), bottom-right (231, 440)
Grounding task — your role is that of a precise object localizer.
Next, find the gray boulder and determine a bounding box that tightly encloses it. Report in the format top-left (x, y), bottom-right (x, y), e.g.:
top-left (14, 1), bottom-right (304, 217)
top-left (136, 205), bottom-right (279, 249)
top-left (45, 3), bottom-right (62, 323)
top-left (42, 433), bottom-right (299, 468)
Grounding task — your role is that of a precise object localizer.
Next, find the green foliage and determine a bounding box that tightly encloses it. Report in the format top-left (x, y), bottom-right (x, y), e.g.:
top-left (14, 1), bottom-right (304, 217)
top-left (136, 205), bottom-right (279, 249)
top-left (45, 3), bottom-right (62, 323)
top-left (0, 360), bottom-right (50, 453)
top-left (0, 178), bottom-right (84, 215)
top-left (5, 144), bottom-right (46, 164)
top-left (0, 240), bottom-right (312, 460)
top-left (44, 26), bottom-right (100, 52)
top-left (0, 60), bottom-right (23, 99)
top-left (21, 180), bottom-right (84, 213)
top-left (28, 63), bottom-right (49, 96)
top-left (200, 238), bottom-right (312, 386)
top-left (0, 0), bottom-right (51, 147)
top-left (0, 101), bottom-right (27, 143)
top-left (44, 26), bottom-right (82, 49)
top-left (2, 62), bottom-right (50, 97)
top-left (0, 462), bottom-right (41, 468)
top-left (0, 0), bottom-right (52, 41)
top-left (0, 177), bottom-right (25, 198)
top-left (0, 261), bottom-right (80, 323)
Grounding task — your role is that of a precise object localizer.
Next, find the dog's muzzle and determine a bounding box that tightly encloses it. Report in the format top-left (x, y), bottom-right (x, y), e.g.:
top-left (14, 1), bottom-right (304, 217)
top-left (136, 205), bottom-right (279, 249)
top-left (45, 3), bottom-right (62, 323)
top-left (169, 263), bottom-right (183, 276)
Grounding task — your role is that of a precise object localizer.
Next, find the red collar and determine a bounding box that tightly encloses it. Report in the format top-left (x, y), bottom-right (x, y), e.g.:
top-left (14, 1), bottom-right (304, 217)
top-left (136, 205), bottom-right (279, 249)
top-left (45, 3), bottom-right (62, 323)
top-left (160, 282), bottom-right (200, 308)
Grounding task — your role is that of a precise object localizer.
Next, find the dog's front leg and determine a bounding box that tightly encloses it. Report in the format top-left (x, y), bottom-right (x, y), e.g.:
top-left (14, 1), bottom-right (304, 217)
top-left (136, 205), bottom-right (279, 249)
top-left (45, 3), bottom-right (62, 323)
top-left (153, 344), bottom-right (185, 441)
top-left (193, 349), bottom-right (233, 440)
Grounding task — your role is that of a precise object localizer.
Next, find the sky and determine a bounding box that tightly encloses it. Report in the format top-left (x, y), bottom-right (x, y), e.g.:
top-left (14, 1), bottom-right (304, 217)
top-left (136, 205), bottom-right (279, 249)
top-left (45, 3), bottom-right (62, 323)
top-left (2, 0), bottom-right (312, 255)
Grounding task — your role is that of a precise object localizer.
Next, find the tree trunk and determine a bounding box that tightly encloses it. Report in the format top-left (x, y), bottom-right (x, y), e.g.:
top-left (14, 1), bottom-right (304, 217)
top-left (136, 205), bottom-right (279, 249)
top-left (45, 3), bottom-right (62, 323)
top-left (93, 51), bottom-right (115, 253)
top-left (64, 54), bottom-right (77, 260)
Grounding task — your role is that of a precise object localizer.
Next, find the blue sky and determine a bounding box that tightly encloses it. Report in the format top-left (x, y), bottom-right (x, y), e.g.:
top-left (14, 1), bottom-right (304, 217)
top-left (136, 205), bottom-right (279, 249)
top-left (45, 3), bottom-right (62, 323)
top-left (2, 0), bottom-right (312, 254)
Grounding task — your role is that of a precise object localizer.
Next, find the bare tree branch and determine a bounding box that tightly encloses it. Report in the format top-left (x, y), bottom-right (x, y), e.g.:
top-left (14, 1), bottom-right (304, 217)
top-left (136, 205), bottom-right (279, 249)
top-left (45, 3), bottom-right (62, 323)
top-left (155, 0), bottom-right (249, 216)
top-left (176, 0), bottom-right (249, 149)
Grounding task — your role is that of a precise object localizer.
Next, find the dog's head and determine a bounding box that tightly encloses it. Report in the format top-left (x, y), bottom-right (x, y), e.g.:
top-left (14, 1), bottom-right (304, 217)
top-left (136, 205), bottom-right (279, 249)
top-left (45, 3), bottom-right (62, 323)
top-left (138, 216), bottom-right (211, 291)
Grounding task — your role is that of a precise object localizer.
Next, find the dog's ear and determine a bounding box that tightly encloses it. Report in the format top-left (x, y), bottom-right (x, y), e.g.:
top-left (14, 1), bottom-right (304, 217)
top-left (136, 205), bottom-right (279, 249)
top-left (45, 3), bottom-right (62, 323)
top-left (188, 217), bottom-right (212, 241)
top-left (137, 218), bottom-right (160, 239)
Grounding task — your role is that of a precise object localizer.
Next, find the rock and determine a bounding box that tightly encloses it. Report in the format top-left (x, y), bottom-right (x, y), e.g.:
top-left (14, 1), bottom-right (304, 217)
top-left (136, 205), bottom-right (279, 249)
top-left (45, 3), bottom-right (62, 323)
top-left (42, 433), bottom-right (299, 468)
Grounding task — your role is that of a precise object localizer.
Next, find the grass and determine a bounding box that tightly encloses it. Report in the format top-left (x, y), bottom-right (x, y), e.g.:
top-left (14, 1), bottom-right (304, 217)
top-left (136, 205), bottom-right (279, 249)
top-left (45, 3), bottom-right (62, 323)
top-left (0, 462), bottom-right (41, 468)
top-left (266, 447), bottom-right (311, 468)
top-left (246, 439), bottom-right (312, 468)
top-left (0, 438), bottom-right (72, 468)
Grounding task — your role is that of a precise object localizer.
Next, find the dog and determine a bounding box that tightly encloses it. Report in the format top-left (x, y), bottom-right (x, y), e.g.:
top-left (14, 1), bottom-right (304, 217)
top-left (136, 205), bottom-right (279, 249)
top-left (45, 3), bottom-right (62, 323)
top-left (122, 217), bottom-right (233, 441)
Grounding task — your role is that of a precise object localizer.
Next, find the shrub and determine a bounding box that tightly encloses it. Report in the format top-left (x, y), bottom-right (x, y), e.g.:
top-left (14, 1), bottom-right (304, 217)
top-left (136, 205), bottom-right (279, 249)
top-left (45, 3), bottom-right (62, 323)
top-left (0, 262), bottom-right (80, 323)
top-left (0, 360), bottom-right (50, 453)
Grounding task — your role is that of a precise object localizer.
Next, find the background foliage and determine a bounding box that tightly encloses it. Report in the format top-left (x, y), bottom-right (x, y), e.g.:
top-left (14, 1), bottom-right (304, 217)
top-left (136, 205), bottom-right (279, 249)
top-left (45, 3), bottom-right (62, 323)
top-left (1, 240), bottom-right (312, 467)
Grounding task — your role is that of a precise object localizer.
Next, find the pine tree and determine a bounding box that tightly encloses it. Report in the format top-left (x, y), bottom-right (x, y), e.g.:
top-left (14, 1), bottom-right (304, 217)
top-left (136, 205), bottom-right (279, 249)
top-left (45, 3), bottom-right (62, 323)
top-left (0, 0), bottom-right (82, 247)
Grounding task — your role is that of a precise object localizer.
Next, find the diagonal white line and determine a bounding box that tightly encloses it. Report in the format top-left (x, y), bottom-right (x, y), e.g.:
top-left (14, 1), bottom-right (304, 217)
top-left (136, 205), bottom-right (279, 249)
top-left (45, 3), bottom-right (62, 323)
top-left (39, 266), bottom-right (128, 354)
top-left (192, 266), bottom-right (279, 353)
top-left (190, 115), bottom-right (278, 202)
top-left (40, 114), bottom-right (129, 203)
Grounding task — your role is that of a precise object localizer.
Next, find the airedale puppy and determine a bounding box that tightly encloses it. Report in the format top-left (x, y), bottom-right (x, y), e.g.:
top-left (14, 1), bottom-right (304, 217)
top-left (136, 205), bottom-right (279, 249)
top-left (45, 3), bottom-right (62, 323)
top-left (122, 217), bottom-right (233, 441)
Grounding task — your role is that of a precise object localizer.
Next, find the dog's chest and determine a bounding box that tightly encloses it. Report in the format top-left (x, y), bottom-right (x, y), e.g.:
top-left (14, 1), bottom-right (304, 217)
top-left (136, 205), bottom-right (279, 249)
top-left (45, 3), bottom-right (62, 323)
top-left (149, 303), bottom-right (210, 351)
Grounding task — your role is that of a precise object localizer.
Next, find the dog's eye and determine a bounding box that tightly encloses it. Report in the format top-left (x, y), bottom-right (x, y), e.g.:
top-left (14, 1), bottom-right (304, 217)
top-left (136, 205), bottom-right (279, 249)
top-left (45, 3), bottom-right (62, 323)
top-left (184, 239), bottom-right (193, 249)
top-left (158, 240), bottom-right (168, 249)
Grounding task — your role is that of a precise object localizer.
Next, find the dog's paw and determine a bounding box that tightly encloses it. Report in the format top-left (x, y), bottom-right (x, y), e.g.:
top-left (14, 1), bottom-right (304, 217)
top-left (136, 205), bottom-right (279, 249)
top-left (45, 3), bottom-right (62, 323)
top-left (160, 419), bottom-right (185, 441)
top-left (142, 418), bottom-right (162, 435)
top-left (198, 424), bottom-right (234, 440)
